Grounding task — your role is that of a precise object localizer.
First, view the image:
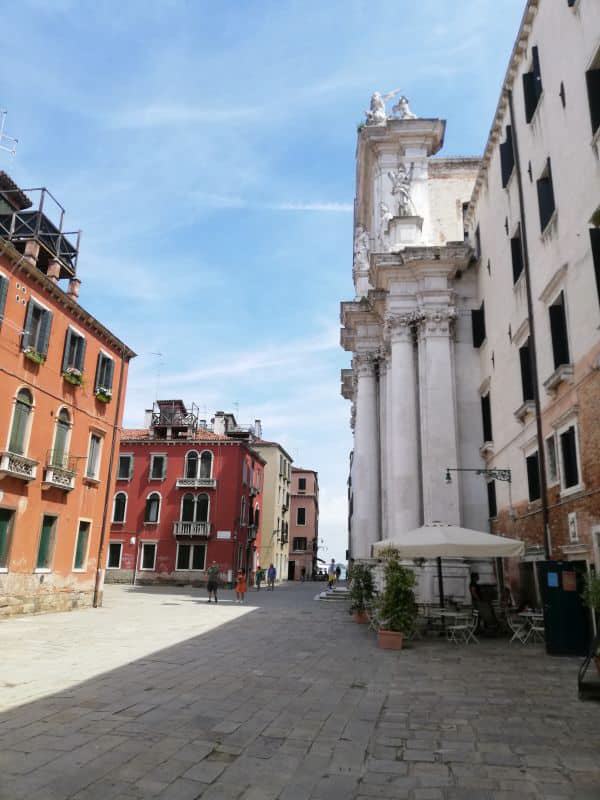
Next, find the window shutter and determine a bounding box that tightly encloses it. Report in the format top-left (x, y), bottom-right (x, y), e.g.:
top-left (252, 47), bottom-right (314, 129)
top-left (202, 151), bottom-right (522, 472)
top-left (128, 455), bottom-right (134, 479)
top-left (549, 294), bottom-right (570, 368)
top-left (511, 231), bottom-right (524, 283)
top-left (486, 481), bottom-right (497, 518)
top-left (526, 452), bottom-right (541, 501)
top-left (585, 67), bottom-right (600, 135)
top-left (38, 308), bottom-right (53, 355)
top-left (0, 274), bottom-right (8, 323)
top-left (591, 228), bottom-right (600, 308)
top-left (519, 340), bottom-right (534, 401)
top-left (500, 126), bottom-right (514, 188)
top-left (105, 357), bottom-right (115, 391)
top-left (62, 329), bottom-right (73, 372)
top-left (21, 300), bottom-right (35, 350)
top-left (536, 158), bottom-right (555, 232)
top-left (77, 335), bottom-right (87, 372)
top-left (480, 394), bottom-right (493, 442)
top-left (560, 427), bottom-right (579, 488)
top-left (471, 302), bottom-right (486, 348)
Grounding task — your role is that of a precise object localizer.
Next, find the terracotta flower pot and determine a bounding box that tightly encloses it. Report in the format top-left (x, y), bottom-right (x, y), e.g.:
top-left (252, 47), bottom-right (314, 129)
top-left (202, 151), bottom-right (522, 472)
top-left (377, 629), bottom-right (404, 650)
top-left (353, 610), bottom-right (369, 624)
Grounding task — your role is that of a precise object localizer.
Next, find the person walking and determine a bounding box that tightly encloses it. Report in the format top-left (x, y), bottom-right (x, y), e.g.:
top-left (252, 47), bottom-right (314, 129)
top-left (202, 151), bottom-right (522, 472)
top-left (235, 569), bottom-right (247, 603)
top-left (267, 563), bottom-right (276, 591)
top-left (328, 558), bottom-right (337, 589)
top-left (206, 561), bottom-right (220, 603)
top-left (255, 567), bottom-right (264, 591)
top-left (300, 566), bottom-right (306, 582)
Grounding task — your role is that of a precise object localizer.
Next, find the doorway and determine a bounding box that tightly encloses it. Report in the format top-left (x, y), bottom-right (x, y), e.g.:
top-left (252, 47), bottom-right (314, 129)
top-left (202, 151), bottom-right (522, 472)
top-left (288, 560), bottom-right (295, 581)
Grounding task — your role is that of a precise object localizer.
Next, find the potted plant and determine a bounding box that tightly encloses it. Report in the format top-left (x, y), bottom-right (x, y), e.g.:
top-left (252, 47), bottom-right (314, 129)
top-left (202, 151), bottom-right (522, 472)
top-left (23, 347), bottom-right (46, 365)
top-left (63, 367), bottom-right (84, 386)
top-left (95, 387), bottom-right (112, 403)
top-left (582, 572), bottom-right (600, 674)
top-left (376, 548), bottom-right (417, 650)
top-left (349, 563), bottom-right (374, 623)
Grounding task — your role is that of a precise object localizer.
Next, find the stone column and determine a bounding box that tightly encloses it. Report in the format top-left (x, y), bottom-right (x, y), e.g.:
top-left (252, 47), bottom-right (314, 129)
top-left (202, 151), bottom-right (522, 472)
top-left (351, 353), bottom-right (381, 558)
top-left (387, 316), bottom-right (421, 537)
top-left (417, 309), bottom-right (461, 525)
top-left (378, 350), bottom-right (389, 540)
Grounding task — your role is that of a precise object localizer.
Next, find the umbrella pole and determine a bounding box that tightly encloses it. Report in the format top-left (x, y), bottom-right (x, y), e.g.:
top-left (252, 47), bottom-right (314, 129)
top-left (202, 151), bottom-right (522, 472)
top-left (436, 557), bottom-right (445, 609)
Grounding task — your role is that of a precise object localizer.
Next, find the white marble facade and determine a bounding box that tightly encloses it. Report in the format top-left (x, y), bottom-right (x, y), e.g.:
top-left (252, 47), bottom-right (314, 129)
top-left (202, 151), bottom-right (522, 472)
top-left (341, 102), bottom-right (488, 560)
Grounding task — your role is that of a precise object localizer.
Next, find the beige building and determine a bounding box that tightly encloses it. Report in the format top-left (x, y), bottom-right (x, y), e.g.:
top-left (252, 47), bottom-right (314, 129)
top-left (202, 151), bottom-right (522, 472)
top-left (289, 468), bottom-right (319, 580)
top-left (253, 441), bottom-right (292, 581)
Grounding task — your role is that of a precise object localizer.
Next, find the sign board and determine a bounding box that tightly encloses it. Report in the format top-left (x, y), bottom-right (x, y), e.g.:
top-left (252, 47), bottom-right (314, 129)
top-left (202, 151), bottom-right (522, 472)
top-left (216, 531), bottom-right (231, 540)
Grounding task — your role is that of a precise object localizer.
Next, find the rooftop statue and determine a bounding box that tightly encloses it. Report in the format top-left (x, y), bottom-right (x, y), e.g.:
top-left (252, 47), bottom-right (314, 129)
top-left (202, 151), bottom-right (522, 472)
top-left (365, 89), bottom-right (401, 125)
top-left (391, 95), bottom-right (417, 120)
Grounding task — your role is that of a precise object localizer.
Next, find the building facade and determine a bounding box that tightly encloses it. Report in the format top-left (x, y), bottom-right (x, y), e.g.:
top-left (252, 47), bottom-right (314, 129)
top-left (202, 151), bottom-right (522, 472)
top-left (466, 0), bottom-right (600, 594)
top-left (252, 441), bottom-right (292, 582)
top-left (0, 172), bottom-right (134, 616)
top-left (106, 401), bottom-right (263, 586)
top-left (288, 467), bottom-right (319, 580)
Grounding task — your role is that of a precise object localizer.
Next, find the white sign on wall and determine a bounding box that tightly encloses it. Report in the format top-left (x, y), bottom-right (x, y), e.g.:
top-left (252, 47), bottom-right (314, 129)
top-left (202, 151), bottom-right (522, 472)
top-left (216, 531), bottom-right (231, 540)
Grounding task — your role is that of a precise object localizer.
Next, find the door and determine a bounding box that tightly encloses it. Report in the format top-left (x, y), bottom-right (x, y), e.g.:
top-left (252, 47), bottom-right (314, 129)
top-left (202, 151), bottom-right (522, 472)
top-left (537, 560), bottom-right (591, 656)
top-left (288, 560), bottom-right (295, 581)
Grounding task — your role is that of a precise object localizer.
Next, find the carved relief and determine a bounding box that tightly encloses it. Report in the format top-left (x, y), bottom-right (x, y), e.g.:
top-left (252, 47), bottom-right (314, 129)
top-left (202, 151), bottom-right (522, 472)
top-left (416, 308), bottom-right (457, 339)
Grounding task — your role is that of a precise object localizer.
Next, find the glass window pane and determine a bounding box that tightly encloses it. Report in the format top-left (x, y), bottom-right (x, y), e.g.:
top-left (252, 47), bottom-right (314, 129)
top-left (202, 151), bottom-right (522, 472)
top-left (142, 543), bottom-right (156, 569)
top-left (200, 452), bottom-right (212, 479)
top-left (176, 544), bottom-right (190, 570)
top-left (37, 515), bottom-right (56, 569)
top-left (108, 542), bottom-right (121, 568)
top-left (74, 521), bottom-right (90, 570)
top-left (87, 435), bottom-right (101, 478)
top-left (113, 493), bottom-right (126, 523)
top-left (0, 509), bottom-right (14, 569)
top-left (192, 544), bottom-right (206, 570)
top-left (151, 456), bottom-right (164, 479)
top-left (145, 495), bottom-right (159, 523)
top-left (186, 453), bottom-right (198, 479)
top-left (118, 455), bottom-right (130, 479)
top-left (181, 494), bottom-right (194, 522)
top-left (197, 495), bottom-right (209, 522)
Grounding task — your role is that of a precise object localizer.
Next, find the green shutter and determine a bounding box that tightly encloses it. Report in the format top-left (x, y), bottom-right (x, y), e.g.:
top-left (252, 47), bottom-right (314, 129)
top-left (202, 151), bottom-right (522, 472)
top-left (77, 335), bottom-right (87, 372)
top-left (37, 516), bottom-right (55, 569)
top-left (74, 522), bottom-right (89, 569)
top-left (38, 308), bottom-right (53, 355)
top-left (62, 329), bottom-right (73, 372)
top-left (105, 357), bottom-right (114, 390)
top-left (94, 354), bottom-right (101, 392)
top-left (8, 398), bottom-right (29, 455)
top-left (0, 509), bottom-right (13, 569)
top-left (0, 275), bottom-right (8, 324)
top-left (21, 300), bottom-right (35, 350)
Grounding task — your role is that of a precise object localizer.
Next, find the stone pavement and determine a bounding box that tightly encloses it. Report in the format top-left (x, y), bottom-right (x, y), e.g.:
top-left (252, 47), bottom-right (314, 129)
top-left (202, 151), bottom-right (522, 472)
top-left (0, 582), bottom-right (599, 800)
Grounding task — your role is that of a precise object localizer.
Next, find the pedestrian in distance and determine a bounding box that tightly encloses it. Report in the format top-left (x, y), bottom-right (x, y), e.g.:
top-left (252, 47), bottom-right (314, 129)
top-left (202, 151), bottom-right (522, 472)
top-left (300, 566), bottom-right (306, 582)
top-left (255, 567), bottom-right (264, 591)
top-left (206, 561), bottom-right (220, 603)
top-left (328, 558), bottom-right (336, 589)
top-left (335, 564), bottom-right (341, 583)
top-left (235, 569), bottom-right (247, 603)
top-left (267, 563), bottom-right (276, 590)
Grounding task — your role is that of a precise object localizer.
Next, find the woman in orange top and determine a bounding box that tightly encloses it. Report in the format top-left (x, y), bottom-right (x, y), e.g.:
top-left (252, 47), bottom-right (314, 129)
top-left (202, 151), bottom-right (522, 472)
top-left (235, 570), bottom-right (247, 604)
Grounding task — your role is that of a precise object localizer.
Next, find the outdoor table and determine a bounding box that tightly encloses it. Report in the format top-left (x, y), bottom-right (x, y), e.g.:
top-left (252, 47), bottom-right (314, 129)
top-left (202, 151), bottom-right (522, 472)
top-left (518, 611), bottom-right (545, 643)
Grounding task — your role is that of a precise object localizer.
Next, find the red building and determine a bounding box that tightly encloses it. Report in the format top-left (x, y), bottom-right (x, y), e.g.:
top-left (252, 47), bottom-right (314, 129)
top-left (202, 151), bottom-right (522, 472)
top-left (106, 401), bottom-right (263, 586)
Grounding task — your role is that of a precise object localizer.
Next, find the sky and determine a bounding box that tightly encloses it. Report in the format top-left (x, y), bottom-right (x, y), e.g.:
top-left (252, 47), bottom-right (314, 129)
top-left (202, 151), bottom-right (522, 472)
top-left (1, 0), bottom-right (525, 564)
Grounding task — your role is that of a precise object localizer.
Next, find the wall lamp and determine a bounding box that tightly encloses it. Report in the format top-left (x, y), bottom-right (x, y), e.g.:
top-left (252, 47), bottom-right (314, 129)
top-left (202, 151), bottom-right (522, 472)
top-left (445, 467), bottom-right (512, 484)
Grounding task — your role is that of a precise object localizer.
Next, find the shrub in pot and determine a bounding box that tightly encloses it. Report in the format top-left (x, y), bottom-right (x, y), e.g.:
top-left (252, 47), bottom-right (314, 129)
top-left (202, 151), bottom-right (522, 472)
top-left (377, 548), bottom-right (417, 650)
top-left (582, 572), bottom-right (600, 674)
top-left (349, 563), bottom-right (374, 623)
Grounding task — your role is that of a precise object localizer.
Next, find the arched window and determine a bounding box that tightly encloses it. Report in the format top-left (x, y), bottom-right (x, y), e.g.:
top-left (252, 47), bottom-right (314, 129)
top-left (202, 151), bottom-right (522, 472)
top-left (200, 451), bottom-right (213, 479)
top-left (145, 492), bottom-right (161, 523)
top-left (52, 408), bottom-right (71, 468)
top-left (8, 388), bottom-right (33, 455)
top-left (185, 451), bottom-right (198, 479)
top-left (181, 493), bottom-right (195, 522)
top-left (113, 491), bottom-right (127, 523)
top-left (197, 493), bottom-right (209, 523)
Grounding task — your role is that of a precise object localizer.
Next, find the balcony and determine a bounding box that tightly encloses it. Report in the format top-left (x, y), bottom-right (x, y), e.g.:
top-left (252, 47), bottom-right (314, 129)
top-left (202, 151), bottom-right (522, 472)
top-left (0, 451), bottom-right (38, 482)
top-left (176, 477), bottom-right (217, 489)
top-left (173, 521), bottom-right (210, 538)
top-left (42, 451), bottom-right (77, 491)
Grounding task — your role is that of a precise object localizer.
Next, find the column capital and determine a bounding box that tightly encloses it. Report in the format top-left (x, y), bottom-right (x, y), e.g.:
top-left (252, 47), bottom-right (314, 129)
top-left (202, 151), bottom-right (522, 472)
top-left (416, 307), bottom-right (457, 339)
top-left (353, 351), bottom-right (378, 377)
top-left (385, 312), bottom-right (419, 343)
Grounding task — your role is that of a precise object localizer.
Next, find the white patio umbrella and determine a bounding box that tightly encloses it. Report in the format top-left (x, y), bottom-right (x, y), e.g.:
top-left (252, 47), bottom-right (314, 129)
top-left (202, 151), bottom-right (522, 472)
top-left (372, 523), bottom-right (524, 606)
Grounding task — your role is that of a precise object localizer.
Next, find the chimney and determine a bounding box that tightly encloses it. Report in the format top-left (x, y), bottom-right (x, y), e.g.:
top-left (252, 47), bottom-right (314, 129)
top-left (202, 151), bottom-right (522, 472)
top-left (254, 419), bottom-right (262, 438)
top-left (24, 240), bottom-right (40, 266)
top-left (144, 408), bottom-right (153, 429)
top-left (213, 412), bottom-right (226, 436)
top-left (47, 260), bottom-right (61, 283)
top-left (67, 277), bottom-right (81, 300)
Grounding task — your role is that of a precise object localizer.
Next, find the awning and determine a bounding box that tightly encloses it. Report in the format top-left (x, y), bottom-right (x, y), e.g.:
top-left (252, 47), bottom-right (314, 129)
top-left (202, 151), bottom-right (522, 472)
top-left (372, 523), bottom-right (524, 559)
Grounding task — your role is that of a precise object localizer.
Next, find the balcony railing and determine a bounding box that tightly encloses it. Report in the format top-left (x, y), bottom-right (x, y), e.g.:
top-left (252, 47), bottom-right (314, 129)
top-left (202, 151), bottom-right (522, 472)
top-left (42, 451), bottom-right (77, 491)
top-left (0, 451), bottom-right (39, 482)
top-left (173, 521), bottom-right (210, 538)
top-left (176, 476), bottom-right (217, 489)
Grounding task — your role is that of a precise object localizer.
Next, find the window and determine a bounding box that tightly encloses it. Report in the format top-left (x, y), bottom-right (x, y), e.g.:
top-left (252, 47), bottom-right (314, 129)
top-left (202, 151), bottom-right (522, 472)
top-left (474, 225), bottom-right (481, 260)
top-left (500, 125), bottom-right (514, 188)
top-left (51, 408), bottom-right (71, 468)
top-left (526, 452), bottom-right (541, 502)
top-left (95, 352), bottom-right (114, 394)
top-left (200, 451), bottom-right (213, 479)
top-left (523, 45), bottom-right (543, 123)
top-left (559, 424), bottom-right (580, 491)
top-left (8, 388), bottom-right (33, 455)
top-left (176, 543), bottom-right (206, 571)
top-left (471, 302), bottom-right (486, 348)
top-left (297, 507), bottom-right (306, 526)
top-left (486, 481), bottom-right (497, 519)
top-left (549, 291), bottom-right (570, 369)
top-left (536, 158), bottom-right (556, 232)
top-left (118, 454), bottom-right (133, 480)
top-left (141, 542), bottom-right (157, 570)
top-left (0, 273), bottom-right (8, 326)
top-left (590, 227), bottom-right (600, 308)
top-left (107, 542), bottom-right (122, 569)
top-left (86, 433), bottom-right (102, 479)
top-left (511, 228), bottom-right (524, 284)
top-left (480, 394), bottom-right (493, 443)
top-left (546, 435), bottom-right (558, 484)
top-left (519, 339), bottom-right (535, 402)
top-left (586, 49), bottom-right (600, 136)
top-left (0, 508), bottom-right (15, 570)
top-left (185, 451), bottom-right (198, 479)
top-left (62, 328), bottom-right (86, 374)
top-left (73, 521), bottom-right (90, 570)
top-left (113, 492), bottom-right (127, 523)
top-left (298, 477), bottom-right (307, 493)
top-left (22, 299), bottom-right (53, 357)
top-left (36, 515), bottom-right (57, 570)
top-left (145, 492), bottom-right (161, 523)
top-left (181, 493), bottom-right (208, 523)
top-left (150, 454), bottom-right (166, 480)
top-left (292, 537), bottom-right (307, 551)
top-left (241, 496), bottom-right (247, 525)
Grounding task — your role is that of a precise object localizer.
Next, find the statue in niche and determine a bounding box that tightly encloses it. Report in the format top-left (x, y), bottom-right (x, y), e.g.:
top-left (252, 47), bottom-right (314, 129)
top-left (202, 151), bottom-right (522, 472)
top-left (387, 162), bottom-right (416, 217)
top-left (353, 226), bottom-right (370, 269)
top-left (365, 89), bottom-right (401, 125)
top-left (379, 201), bottom-right (393, 234)
top-left (391, 95), bottom-right (417, 120)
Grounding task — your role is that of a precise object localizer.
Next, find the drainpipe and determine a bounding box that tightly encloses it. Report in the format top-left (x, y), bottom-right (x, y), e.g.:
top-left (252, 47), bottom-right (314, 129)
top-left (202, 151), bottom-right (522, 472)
top-left (507, 89), bottom-right (551, 560)
top-left (93, 347), bottom-right (127, 607)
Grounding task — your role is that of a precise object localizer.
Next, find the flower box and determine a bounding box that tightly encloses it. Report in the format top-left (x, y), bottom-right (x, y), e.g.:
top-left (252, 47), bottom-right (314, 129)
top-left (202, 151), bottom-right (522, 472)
top-left (23, 348), bottom-right (46, 365)
top-left (95, 389), bottom-right (112, 403)
top-left (63, 368), bottom-right (83, 386)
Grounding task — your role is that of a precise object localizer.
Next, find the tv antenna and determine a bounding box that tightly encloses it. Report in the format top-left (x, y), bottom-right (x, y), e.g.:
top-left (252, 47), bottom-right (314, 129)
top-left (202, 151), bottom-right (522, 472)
top-left (0, 111), bottom-right (18, 156)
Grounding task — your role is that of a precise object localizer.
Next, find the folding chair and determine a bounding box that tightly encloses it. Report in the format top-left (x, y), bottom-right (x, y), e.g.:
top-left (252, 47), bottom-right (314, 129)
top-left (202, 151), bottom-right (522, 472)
top-left (507, 614), bottom-right (528, 644)
top-left (524, 617), bottom-right (545, 644)
top-left (446, 611), bottom-right (479, 644)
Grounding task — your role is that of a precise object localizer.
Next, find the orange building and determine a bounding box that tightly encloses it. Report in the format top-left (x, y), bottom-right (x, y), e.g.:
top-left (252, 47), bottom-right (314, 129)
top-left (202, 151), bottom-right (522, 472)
top-left (0, 172), bottom-right (135, 616)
